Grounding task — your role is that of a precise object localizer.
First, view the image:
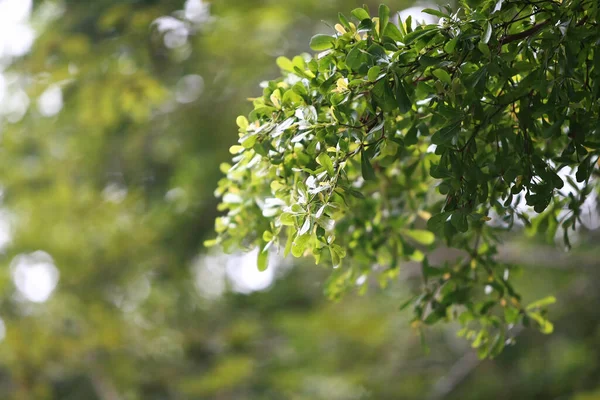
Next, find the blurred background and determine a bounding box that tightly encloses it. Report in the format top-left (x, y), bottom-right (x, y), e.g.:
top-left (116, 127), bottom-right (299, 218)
top-left (0, 0), bottom-right (598, 399)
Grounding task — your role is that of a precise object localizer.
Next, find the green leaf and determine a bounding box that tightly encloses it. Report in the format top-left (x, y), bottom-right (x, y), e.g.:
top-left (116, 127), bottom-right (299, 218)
top-left (351, 8), bottom-right (370, 21)
top-left (394, 78), bottom-right (411, 113)
top-left (472, 329), bottom-right (486, 348)
top-left (291, 234), bottom-right (311, 257)
top-left (262, 231), bottom-right (273, 242)
top-left (283, 228), bottom-right (294, 257)
top-left (378, 4), bottom-right (390, 33)
top-left (419, 55), bottom-right (439, 67)
top-left (478, 41), bottom-right (490, 58)
top-left (431, 122), bottom-right (460, 145)
top-left (526, 296), bottom-right (557, 310)
top-left (528, 311), bottom-right (554, 334)
top-left (373, 79), bottom-right (397, 112)
top-left (399, 294), bottom-right (418, 311)
top-left (317, 152), bottom-right (335, 176)
top-left (361, 149), bottom-right (376, 180)
top-left (346, 46), bottom-right (368, 71)
top-left (338, 12), bottom-right (351, 30)
top-left (309, 34), bottom-right (335, 51)
top-left (427, 212), bottom-right (448, 234)
top-left (422, 8), bottom-right (449, 18)
top-left (576, 158), bottom-right (591, 182)
top-left (279, 212), bottom-right (295, 226)
top-left (451, 211), bottom-right (468, 233)
top-left (368, 65), bottom-right (381, 82)
top-left (433, 69), bottom-right (452, 85)
top-left (383, 23), bottom-right (403, 41)
top-left (403, 229), bottom-right (435, 245)
top-left (257, 248), bottom-right (269, 271)
top-left (444, 37), bottom-right (458, 54)
top-left (402, 28), bottom-right (436, 45)
top-left (240, 134), bottom-right (257, 149)
top-left (482, 22), bottom-right (493, 44)
top-left (504, 307), bottom-right (520, 324)
top-left (236, 115), bottom-right (249, 130)
top-left (329, 246), bottom-right (341, 267)
top-left (276, 56), bottom-right (294, 72)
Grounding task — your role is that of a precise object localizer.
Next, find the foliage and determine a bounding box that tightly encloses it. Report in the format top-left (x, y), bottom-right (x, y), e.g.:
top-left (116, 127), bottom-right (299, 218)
top-left (212, 0), bottom-right (600, 357)
top-left (0, 0), bottom-right (598, 399)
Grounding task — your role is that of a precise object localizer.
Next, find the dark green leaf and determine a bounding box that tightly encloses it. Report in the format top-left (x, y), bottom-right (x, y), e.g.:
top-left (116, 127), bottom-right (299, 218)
top-left (361, 149), bottom-right (376, 180)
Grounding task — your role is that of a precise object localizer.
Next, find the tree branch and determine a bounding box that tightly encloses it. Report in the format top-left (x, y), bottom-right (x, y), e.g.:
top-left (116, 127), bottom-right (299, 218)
top-left (499, 19), bottom-right (552, 45)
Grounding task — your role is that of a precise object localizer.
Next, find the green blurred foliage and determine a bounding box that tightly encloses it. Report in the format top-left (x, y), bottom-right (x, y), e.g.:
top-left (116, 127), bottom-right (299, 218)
top-left (0, 1), bottom-right (597, 399)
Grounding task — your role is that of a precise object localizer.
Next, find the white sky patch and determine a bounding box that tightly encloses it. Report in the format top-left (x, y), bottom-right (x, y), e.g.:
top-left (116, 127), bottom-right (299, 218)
top-left (1, 87), bottom-right (30, 123)
top-left (184, 0), bottom-right (212, 24)
top-left (0, 74), bottom-right (6, 103)
top-left (0, 317), bottom-right (5, 342)
top-left (0, 210), bottom-right (12, 252)
top-left (10, 251), bottom-right (59, 303)
top-left (0, 0), bottom-right (34, 59)
top-left (37, 85), bottom-right (63, 117)
top-left (193, 248), bottom-right (288, 299)
top-left (192, 253), bottom-right (227, 300)
top-left (396, 3), bottom-right (439, 29)
top-left (226, 248), bottom-right (276, 294)
top-left (153, 0), bottom-right (212, 49)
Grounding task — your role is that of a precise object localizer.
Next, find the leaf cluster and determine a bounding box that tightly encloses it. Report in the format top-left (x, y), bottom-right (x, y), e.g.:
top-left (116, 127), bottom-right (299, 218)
top-left (211, 0), bottom-right (600, 357)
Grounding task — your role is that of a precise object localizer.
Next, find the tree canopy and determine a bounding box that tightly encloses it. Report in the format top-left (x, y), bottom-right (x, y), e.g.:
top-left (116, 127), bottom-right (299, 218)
top-left (212, 0), bottom-right (600, 358)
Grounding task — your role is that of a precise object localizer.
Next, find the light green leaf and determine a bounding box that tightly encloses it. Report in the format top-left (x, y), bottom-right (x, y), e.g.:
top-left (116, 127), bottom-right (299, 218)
top-left (421, 8), bottom-right (448, 18)
top-left (367, 65), bottom-right (381, 82)
top-left (279, 212), bottom-right (295, 226)
top-left (257, 247), bottom-right (269, 271)
top-left (317, 152), bottom-right (335, 176)
top-left (378, 4), bottom-right (390, 33)
top-left (236, 115), bottom-right (249, 130)
top-left (291, 234), bottom-right (311, 257)
top-left (338, 12), bottom-right (351, 30)
top-left (240, 134), bottom-right (257, 149)
top-left (482, 22), bottom-right (492, 44)
top-left (526, 296), bottom-right (557, 310)
top-left (403, 229), bottom-right (435, 245)
top-left (276, 56), bottom-right (294, 72)
top-left (262, 231), bottom-right (273, 242)
top-left (528, 312), bottom-right (554, 334)
top-left (351, 8), bottom-right (370, 21)
top-left (433, 69), bottom-right (452, 85)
